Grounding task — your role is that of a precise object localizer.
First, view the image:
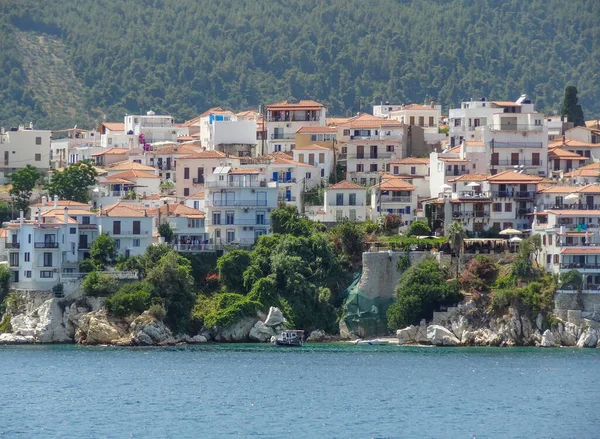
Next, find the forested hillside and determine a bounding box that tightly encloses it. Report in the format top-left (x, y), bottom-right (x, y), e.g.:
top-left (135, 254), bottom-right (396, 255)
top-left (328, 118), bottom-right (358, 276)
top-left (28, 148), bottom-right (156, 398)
top-left (1, 0), bottom-right (599, 129)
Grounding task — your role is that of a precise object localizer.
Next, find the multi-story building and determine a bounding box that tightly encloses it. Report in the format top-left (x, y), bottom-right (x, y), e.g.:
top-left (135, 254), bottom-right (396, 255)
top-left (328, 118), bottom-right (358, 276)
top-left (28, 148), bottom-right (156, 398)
top-left (197, 107), bottom-right (234, 149)
top-left (295, 126), bottom-right (337, 150)
top-left (444, 174), bottom-right (493, 234)
top-left (386, 157), bottom-right (430, 198)
top-left (389, 103), bottom-right (444, 145)
top-left (149, 203), bottom-right (209, 252)
top-left (92, 147), bottom-right (129, 167)
top-left (266, 154), bottom-right (320, 206)
top-left (565, 162), bottom-right (600, 184)
top-left (266, 100), bottom-right (326, 153)
top-left (93, 169), bottom-right (161, 207)
top-left (291, 144), bottom-right (333, 181)
top-left (175, 150), bottom-right (240, 197)
top-left (136, 142), bottom-right (201, 182)
top-left (306, 180), bottom-right (367, 222)
top-left (373, 104), bottom-right (403, 118)
top-left (448, 98), bottom-right (505, 146)
top-left (564, 126), bottom-right (600, 145)
top-left (549, 137), bottom-right (596, 161)
top-left (124, 111), bottom-right (182, 145)
top-left (51, 128), bottom-right (101, 169)
top-left (548, 147), bottom-right (587, 178)
top-left (370, 177), bottom-right (417, 227)
top-left (97, 201), bottom-right (153, 258)
top-left (338, 114), bottom-right (402, 187)
top-left (204, 168), bottom-right (278, 245)
top-left (0, 123), bottom-right (52, 183)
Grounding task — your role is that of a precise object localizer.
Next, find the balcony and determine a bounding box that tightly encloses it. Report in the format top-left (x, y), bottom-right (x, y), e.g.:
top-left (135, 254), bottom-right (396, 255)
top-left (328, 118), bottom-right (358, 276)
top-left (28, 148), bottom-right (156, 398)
top-left (559, 263), bottom-right (600, 270)
top-left (488, 141), bottom-right (544, 149)
top-left (491, 191), bottom-right (535, 198)
top-left (270, 133), bottom-right (296, 140)
top-left (347, 152), bottom-right (394, 160)
top-left (278, 196), bottom-right (297, 202)
top-left (271, 178), bottom-right (297, 184)
top-left (192, 177), bottom-right (204, 185)
top-left (489, 124), bottom-right (544, 132)
top-left (78, 243), bottom-right (91, 249)
top-left (557, 242), bottom-right (600, 247)
top-left (553, 223), bottom-right (599, 229)
top-left (206, 219), bottom-right (271, 226)
top-left (205, 180), bottom-right (270, 188)
top-left (112, 230), bottom-right (150, 236)
top-left (517, 208), bottom-right (533, 215)
top-left (157, 164), bottom-right (173, 171)
top-left (34, 242), bottom-right (59, 248)
top-left (459, 191), bottom-right (491, 199)
top-left (207, 199), bottom-right (268, 207)
top-left (516, 191), bottom-right (536, 198)
top-left (539, 204), bottom-right (600, 211)
top-left (452, 211), bottom-right (490, 218)
top-left (332, 202), bottom-right (365, 207)
top-left (494, 160), bottom-right (543, 167)
top-left (5, 243), bottom-right (20, 249)
top-left (382, 196), bottom-right (411, 203)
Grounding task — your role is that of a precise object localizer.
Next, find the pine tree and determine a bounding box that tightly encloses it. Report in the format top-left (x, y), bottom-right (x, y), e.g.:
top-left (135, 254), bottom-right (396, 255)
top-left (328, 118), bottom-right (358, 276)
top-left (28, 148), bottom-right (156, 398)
top-left (561, 85), bottom-right (585, 127)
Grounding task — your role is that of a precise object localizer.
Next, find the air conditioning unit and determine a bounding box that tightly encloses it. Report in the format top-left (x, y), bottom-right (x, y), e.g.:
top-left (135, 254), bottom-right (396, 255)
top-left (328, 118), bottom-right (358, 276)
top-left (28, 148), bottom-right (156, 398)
top-left (243, 227), bottom-right (248, 231)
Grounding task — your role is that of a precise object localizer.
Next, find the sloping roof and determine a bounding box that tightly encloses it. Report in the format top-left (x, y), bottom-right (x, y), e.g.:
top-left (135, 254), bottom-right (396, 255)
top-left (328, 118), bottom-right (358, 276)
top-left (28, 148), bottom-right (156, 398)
top-left (549, 138), bottom-right (600, 148)
top-left (538, 185), bottom-right (581, 194)
top-left (180, 150), bottom-right (228, 160)
top-left (396, 104), bottom-right (437, 111)
top-left (465, 141), bottom-right (485, 147)
top-left (296, 126), bottom-right (337, 134)
top-left (326, 117), bottom-right (350, 126)
top-left (293, 144), bottom-right (331, 151)
top-left (108, 161), bottom-right (157, 172)
top-left (148, 203), bottom-right (205, 219)
top-left (98, 177), bottom-right (135, 185)
top-left (109, 170), bottom-right (160, 180)
top-left (271, 157), bottom-right (317, 168)
top-left (146, 144), bottom-right (201, 155)
top-left (487, 170), bottom-right (543, 183)
top-left (100, 201), bottom-right (149, 217)
top-left (229, 168), bottom-right (262, 175)
top-left (187, 188), bottom-right (205, 198)
top-left (446, 146), bottom-right (462, 153)
top-left (92, 148), bottom-right (129, 157)
top-left (491, 101), bottom-right (520, 107)
top-left (548, 147), bottom-right (587, 159)
top-left (41, 208), bottom-right (95, 217)
top-left (199, 107), bottom-right (233, 117)
top-left (373, 178), bottom-right (416, 191)
top-left (561, 247), bottom-right (600, 255)
top-left (236, 110), bottom-right (260, 117)
top-left (267, 100), bottom-right (324, 110)
top-left (30, 200), bottom-right (90, 208)
top-left (391, 157), bottom-right (430, 165)
top-left (438, 157), bottom-right (469, 163)
top-left (448, 173), bottom-right (491, 182)
top-left (546, 209), bottom-right (600, 216)
top-left (101, 122), bottom-right (125, 132)
top-left (565, 162), bottom-right (600, 178)
top-left (338, 113), bottom-right (403, 129)
top-left (328, 181), bottom-right (364, 190)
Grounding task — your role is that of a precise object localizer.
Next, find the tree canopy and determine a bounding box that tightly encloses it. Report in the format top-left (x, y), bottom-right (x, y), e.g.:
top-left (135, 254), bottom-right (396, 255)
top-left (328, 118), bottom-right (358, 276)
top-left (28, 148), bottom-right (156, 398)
top-left (561, 85), bottom-right (585, 127)
top-left (0, 0), bottom-right (598, 129)
top-left (9, 165), bottom-right (40, 212)
top-left (45, 160), bottom-right (97, 203)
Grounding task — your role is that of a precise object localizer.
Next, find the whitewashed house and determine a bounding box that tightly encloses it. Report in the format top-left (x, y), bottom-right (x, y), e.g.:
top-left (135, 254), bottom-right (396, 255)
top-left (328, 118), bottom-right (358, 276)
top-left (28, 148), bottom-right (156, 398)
top-left (0, 123), bottom-right (51, 183)
top-left (266, 100), bottom-right (327, 153)
top-left (97, 202), bottom-right (153, 258)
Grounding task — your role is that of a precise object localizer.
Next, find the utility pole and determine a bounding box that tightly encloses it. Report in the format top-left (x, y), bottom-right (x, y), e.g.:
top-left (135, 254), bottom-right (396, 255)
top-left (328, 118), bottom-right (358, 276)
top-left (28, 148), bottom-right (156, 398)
top-left (378, 173), bottom-right (382, 218)
top-left (332, 139), bottom-right (337, 183)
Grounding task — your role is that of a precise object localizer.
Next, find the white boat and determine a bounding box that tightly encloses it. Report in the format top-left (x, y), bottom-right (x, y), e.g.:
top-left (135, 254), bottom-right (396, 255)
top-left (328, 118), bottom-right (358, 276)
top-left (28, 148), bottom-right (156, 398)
top-left (354, 339), bottom-right (389, 346)
top-left (272, 330), bottom-right (304, 347)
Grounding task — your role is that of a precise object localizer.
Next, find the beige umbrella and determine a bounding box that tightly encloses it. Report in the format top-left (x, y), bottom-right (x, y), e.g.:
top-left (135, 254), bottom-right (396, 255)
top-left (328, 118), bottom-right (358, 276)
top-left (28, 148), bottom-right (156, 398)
top-left (499, 228), bottom-right (522, 235)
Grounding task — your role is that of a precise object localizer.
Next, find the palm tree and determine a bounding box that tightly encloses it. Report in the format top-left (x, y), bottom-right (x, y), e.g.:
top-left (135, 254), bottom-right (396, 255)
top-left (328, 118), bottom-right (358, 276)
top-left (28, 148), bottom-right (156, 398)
top-left (447, 221), bottom-right (466, 277)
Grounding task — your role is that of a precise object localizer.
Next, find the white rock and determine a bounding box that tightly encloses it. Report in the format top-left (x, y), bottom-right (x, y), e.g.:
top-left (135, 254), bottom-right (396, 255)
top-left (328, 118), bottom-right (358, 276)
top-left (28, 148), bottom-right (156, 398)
top-left (263, 307), bottom-right (286, 327)
top-left (536, 313), bottom-right (544, 332)
top-left (397, 323), bottom-right (429, 345)
top-left (191, 334), bottom-right (207, 343)
top-left (249, 321), bottom-right (276, 342)
top-left (426, 325), bottom-right (460, 346)
top-left (307, 329), bottom-right (326, 342)
top-left (0, 333), bottom-right (34, 344)
top-left (577, 329), bottom-right (598, 348)
top-left (214, 317), bottom-right (257, 342)
top-left (540, 329), bottom-right (555, 347)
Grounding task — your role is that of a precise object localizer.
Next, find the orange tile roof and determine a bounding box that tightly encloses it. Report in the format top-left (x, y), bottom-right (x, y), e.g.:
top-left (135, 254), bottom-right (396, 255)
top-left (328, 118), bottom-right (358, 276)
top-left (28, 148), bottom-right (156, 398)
top-left (438, 157), bottom-right (469, 163)
top-left (391, 157), bottom-right (430, 165)
top-left (548, 147), bottom-right (587, 159)
top-left (148, 203), bottom-right (205, 219)
top-left (293, 144), bottom-right (331, 151)
top-left (491, 101), bottom-right (519, 107)
top-left (446, 146), bottom-right (462, 153)
top-left (229, 168), bottom-right (262, 175)
top-left (30, 200), bottom-right (90, 208)
top-left (109, 170), bottom-right (160, 180)
top-left (448, 173), bottom-right (491, 182)
top-left (100, 202), bottom-right (149, 217)
top-left (328, 181), bottom-right (364, 190)
top-left (487, 170), bottom-right (543, 183)
top-left (296, 126), bottom-right (337, 134)
top-left (147, 144), bottom-right (201, 155)
top-left (373, 178), bottom-right (416, 191)
top-left (267, 100), bottom-right (324, 110)
top-left (108, 161), bottom-right (157, 172)
top-left (41, 208), bottom-right (96, 217)
top-left (339, 113), bottom-right (403, 129)
top-left (98, 177), bottom-right (134, 185)
top-left (176, 135), bottom-right (194, 142)
top-left (92, 147), bottom-right (129, 157)
top-left (538, 185), bottom-right (580, 194)
top-left (236, 110), bottom-right (260, 117)
top-left (546, 210), bottom-right (600, 216)
top-left (183, 115), bottom-right (202, 126)
top-left (199, 107), bottom-right (233, 117)
top-left (561, 247), bottom-right (600, 255)
top-left (187, 188), bottom-right (205, 198)
top-left (565, 162), bottom-right (600, 178)
top-left (180, 150), bottom-right (228, 160)
top-left (465, 141), bottom-right (484, 147)
top-left (326, 117), bottom-right (350, 126)
top-left (549, 138), bottom-right (600, 148)
top-left (101, 122), bottom-right (125, 132)
top-left (396, 104), bottom-right (438, 111)
top-left (271, 157), bottom-right (316, 168)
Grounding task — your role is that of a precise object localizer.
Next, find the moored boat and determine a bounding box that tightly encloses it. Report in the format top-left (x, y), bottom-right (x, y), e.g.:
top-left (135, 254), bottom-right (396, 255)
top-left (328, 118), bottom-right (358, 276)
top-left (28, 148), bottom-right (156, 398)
top-left (272, 330), bottom-right (304, 347)
top-left (354, 339), bottom-right (389, 346)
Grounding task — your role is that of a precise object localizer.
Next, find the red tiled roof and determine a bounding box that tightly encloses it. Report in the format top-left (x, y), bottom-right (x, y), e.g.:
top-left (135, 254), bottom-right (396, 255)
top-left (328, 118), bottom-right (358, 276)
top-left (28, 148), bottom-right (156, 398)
top-left (101, 122), bottom-right (125, 132)
top-left (561, 247), bottom-right (600, 255)
top-left (180, 150), bottom-right (228, 160)
top-left (267, 100), bottom-right (324, 110)
top-left (391, 157), bottom-right (430, 165)
top-left (373, 178), bottom-right (416, 191)
top-left (148, 203), bottom-right (205, 219)
top-left (487, 170), bottom-right (543, 183)
top-left (109, 170), bottom-right (160, 180)
top-left (92, 147), bottom-right (129, 157)
top-left (293, 144), bottom-right (331, 151)
top-left (296, 126), bottom-right (337, 134)
top-left (100, 202), bottom-right (149, 217)
top-left (328, 181), bottom-right (364, 190)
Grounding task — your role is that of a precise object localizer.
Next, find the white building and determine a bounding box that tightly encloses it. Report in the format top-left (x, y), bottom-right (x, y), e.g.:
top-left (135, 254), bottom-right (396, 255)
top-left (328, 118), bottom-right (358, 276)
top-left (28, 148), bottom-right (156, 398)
top-left (204, 168), bottom-right (278, 245)
top-left (292, 144), bottom-right (334, 181)
top-left (448, 98), bottom-right (505, 146)
top-left (389, 103), bottom-right (444, 145)
top-left (51, 128), bottom-right (100, 169)
top-left (371, 177), bottom-right (417, 227)
top-left (0, 124), bottom-right (51, 183)
top-left (149, 203), bottom-right (209, 252)
top-left (175, 150), bottom-right (240, 198)
top-left (97, 201), bottom-right (153, 258)
top-left (266, 100), bottom-right (326, 153)
top-left (386, 157), bottom-right (430, 198)
top-left (373, 104), bottom-right (404, 118)
top-left (124, 111), bottom-right (181, 145)
top-left (310, 180), bottom-right (367, 222)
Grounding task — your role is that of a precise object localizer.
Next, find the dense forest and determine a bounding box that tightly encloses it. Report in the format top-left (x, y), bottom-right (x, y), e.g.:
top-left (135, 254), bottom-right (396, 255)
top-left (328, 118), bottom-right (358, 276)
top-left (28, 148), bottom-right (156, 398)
top-left (1, 0), bottom-right (599, 129)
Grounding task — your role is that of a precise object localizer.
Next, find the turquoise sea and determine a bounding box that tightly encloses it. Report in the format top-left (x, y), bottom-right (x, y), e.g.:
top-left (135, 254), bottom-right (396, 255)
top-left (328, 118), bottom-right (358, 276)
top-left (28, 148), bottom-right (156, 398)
top-left (0, 343), bottom-right (598, 438)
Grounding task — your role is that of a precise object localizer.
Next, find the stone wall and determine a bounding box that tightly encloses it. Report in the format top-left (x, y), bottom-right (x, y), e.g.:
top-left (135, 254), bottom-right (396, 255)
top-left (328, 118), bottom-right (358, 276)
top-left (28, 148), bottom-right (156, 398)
top-left (554, 292), bottom-right (600, 313)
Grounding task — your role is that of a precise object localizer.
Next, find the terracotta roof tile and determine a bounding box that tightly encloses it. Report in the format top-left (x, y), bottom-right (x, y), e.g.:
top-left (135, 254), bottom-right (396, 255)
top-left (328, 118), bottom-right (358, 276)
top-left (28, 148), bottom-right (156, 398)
top-left (328, 181), bottom-right (364, 190)
top-left (30, 200), bottom-right (90, 208)
top-left (391, 157), bottom-right (430, 165)
top-left (372, 178), bottom-right (416, 191)
top-left (561, 247), bottom-right (600, 255)
top-left (339, 113), bottom-right (403, 129)
top-left (180, 150), bottom-right (228, 160)
top-left (487, 170), bottom-right (543, 183)
top-left (293, 144), bottom-right (331, 151)
top-left (148, 203), bottom-right (205, 219)
top-left (199, 107), bottom-right (233, 117)
top-left (108, 161), bottom-right (157, 172)
top-left (448, 173), bottom-right (491, 182)
top-left (267, 100), bottom-right (324, 110)
top-left (92, 148), bottom-right (129, 157)
top-left (101, 122), bottom-right (125, 132)
top-left (229, 168), bottom-right (262, 175)
top-left (109, 170), bottom-right (160, 180)
top-left (296, 126), bottom-right (337, 134)
top-left (100, 202), bottom-right (149, 217)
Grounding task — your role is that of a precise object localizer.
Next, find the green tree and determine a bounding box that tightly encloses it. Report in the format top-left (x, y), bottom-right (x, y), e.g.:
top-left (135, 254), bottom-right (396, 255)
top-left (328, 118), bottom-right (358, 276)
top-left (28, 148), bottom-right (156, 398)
top-left (0, 264), bottom-right (12, 308)
top-left (146, 251), bottom-right (196, 333)
top-left (560, 269), bottom-right (583, 293)
top-left (9, 165), bottom-right (40, 211)
top-left (270, 204), bottom-right (314, 236)
top-left (104, 281), bottom-right (154, 317)
top-left (89, 232), bottom-right (118, 269)
top-left (0, 201), bottom-right (15, 224)
top-left (217, 250), bottom-right (251, 294)
top-left (157, 222), bottom-right (174, 243)
top-left (45, 160), bottom-right (97, 203)
top-left (447, 221), bottom-right (466, 277)
top-left (561, 85), bottom-right (585, 127)
top-left (407, 220), bottom-right (431, 237)
top-left (330, 220), bottom-right (365, 263)
top-left (387, 257), bottom-right (462, 329)
top-left (81, 271), bottom-right (119, 297)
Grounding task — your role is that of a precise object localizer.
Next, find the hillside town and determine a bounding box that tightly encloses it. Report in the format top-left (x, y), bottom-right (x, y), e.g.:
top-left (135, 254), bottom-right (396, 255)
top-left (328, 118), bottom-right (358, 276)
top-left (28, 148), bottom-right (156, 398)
top-left (1, 95), bottom-right (600, 297)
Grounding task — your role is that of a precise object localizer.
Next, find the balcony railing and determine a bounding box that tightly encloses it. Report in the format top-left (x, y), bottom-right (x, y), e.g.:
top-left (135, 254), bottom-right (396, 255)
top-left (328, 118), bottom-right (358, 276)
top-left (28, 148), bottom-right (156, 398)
top-left (494, 160), bottom-right (543, 167)
top-left (491, 191), bottom-right (535, 198)
top-left (560, 263), bottom-right (600, 270)
top-left (517, 208), bottom-right (533, 215)
top-left (539, 204), bottom-right (600, 211)
top-left (34, 242), bottom-right (59, 248)
top-left (382, 196), bottom-right (411, 203)
top-left (333, 202), bottom-right (365, 207)
top-left (270, 133), bottom-right (296, 140)
top-left (192, 177), bottom-right (204, 185)
top-left (206, 219), bottom-right (271, 226)
top-left (208, 200), bottom-right (269, 207)
top-left (553, 223), bottom-right (599, 229)
top-left (268, 115), bottom-right (320, 123)
top-left (557, 242), bottom-right (600, 247)
top-left (205, 180), bottom-right (269, 188)
top-left (5, 243), bottom-right (20, 249)
top-left (278, 196), bottom-right (297, 202)
top-left (459, 191), bottom-right (491, 199)
top-left (271, 178), bottom-right (297, 184)
top-left (78, 243), bottom-right (91, 249)
top-left (347, 152), bottom-right (394, 160)
top-left (489, 124), bottom-right (544, 132)
top-left (488, 141), bottom-right (544, 149)
top-left (452, 211), bottom-right (490, 218)
top-left (112, 230), bottom-right (149, 236)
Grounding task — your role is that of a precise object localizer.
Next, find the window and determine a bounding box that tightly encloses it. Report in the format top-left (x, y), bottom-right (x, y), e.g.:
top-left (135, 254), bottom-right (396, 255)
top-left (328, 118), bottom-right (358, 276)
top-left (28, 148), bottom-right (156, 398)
top-left (108, 138), bottom-right (113, 145)
top-left (113, 221), bottom-right (121, 235)
top-left (349, 209), bottom-right (356, 221)
top-left (410, 116), bottom-right (415, 125)
top-left (40, 271), bottom-right (53, 279)
top-left (35, 153), bottom-right (41, 161)
top-left (493, 203), bottom-right (502, 212)
top-left (356, 164), bottom-right (364, 172)
top-left (70, 227), bottom-right (76, 234)
top-left (298, 153), bottom-right (304, 163)
top-left (410, 166), bottom-right (416, 175)
top-left (319, 153), bottom-right (325, 163)
top-left (133, 221), bottom-right (141, 235)
top-left (349, 193), bottom-right (356, 206)
top-left (184, 188), bottom-right (190, 196)
top-left (256, 211), bottom-right (265, 225)
top-left (184, 167), bottom-right (190, 179)
top-left (386, 145), bottom-right (394, 152)
top-left (321, 169), bottom-right (325, 178)
top-left (336, 210), bottom-right (343, 220)
top-left (9, 253), bottom-right (19, 267)
top-left (548, 235), bottom-right (552, 245)
top-left (336, 193), bottom-right (344, 206)
top-left (370, 164), bottom-right (378, 172)
top-left (28, 234), bottom-right (31, 244)
top-left (82, 216), bottom-right (90, 225)
top-left (505, 203), bottom-right (512, 212)
top-left (24, 252), bottom-right (30, 262)
top-left (341, 147), bottom-right (347, 154)
top-left (43, 252), bottom-right (53, 267)
top-left (554, 254), bottom-right (559, 265)
top-left (213, 212), bottom-right (221, 225)
top-left (532, 153), bottom-right (540, 166)
top-left (225, 211), bottom-right (234, 225)
top-left (306, 172), bottom-right (311, 179)
top-left (343, 129), bottom-right (350, 136)
top-left (493, 222), bottom-right (501, 230)
top-left (133, 239), bottom-right (140, 247)
top-left (226, 230), bottom-right (235, 243)
top-left (429, 116), bottom-right (434, 127)
top-left (418, 116), bottom-right (424, 126)
top-left (36, 137), bottom-right (42, 145)
top-left (360, 178), bottom-right (367, 186)
top-left (546, 255), bottom-right (551, 265)
top-left (393, 166), bottom-right (399, 175)
top-left (115, 239), bottom-right (120, 249)
top-left (25, 270), bottom-right (32, 278)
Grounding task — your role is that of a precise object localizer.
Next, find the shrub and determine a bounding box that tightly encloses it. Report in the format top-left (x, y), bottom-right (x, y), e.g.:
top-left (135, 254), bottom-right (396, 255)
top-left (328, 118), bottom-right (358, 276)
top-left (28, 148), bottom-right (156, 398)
top-left (0, 313), bottom-right (12, 333)
top-left (191, 292), bottom-right (261, 330)
top-left (217, 250), bottom-right (252, 294)
top-left (105, 282), bottom-right (153, 317)
top-left (79, 258), bottom-right (97, 273)
top-left (81, 271), bottom-right (119, 297)
top-left (148, 303), bottom-right (167, 321)
top-left (384, 214), bottom-right (403, 231)
top-left (406, 220), bottom-right (431, 237)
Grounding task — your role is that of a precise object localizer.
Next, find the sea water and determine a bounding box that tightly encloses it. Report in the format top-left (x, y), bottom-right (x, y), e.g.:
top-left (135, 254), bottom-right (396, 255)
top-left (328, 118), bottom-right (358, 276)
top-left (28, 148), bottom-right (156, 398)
top-left (0, 344), bottom-right (598, 438)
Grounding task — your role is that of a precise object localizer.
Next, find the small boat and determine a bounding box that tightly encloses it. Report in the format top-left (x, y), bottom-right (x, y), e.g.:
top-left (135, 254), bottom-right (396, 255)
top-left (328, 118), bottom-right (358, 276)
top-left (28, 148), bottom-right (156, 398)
top-left (354, 339), bottom-right (389, 346)
top-left (272, 330), bottom-right (304, 347)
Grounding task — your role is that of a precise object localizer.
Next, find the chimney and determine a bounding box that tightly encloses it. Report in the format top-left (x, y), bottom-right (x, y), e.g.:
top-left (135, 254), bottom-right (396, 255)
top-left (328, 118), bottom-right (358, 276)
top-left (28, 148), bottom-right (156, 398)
top-left (64, 207), bottom-right (68, 224)
top-left (99, 204), bottom-right (103, 216)
top-left (562, 135), bottom-right (565, 144)
top-left (430, 100), bottom-right (435, 108)
top-left (53, 195), bottom-right (59, 208)
top-left (41, 196), bottom-right (47, 207)
top-left (19, 210), bottom-right (24, 226)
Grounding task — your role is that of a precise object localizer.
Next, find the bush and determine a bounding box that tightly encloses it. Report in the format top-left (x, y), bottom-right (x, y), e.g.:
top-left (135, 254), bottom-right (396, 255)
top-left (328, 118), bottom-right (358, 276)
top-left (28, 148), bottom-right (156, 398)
top-left (217, 250), bottom-right (252, 294)
top-left (384, 214), bottom-right (403, 231)
top-left (104, 282), bottom-right (153, 317)
top-left (79, 258), bottom-right (97, 273)
top-left (148, 303), bottom-right (167, 321)
top-left (81, 271), bottom-right (119, 297)
top-left (406, 220), bottom-right (431, 237)
top-left (0, 313), bottom-right (12, 333)
top-left (191, 292), bottom-right (261, 330)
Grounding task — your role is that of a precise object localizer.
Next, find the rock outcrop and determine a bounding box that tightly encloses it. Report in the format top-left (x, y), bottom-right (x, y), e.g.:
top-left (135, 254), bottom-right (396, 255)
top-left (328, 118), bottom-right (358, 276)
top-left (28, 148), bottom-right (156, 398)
top-left (213, 316), bottom-right (258, 342)
top-left (577, 328), bottom-right (598, 348)
top-left (540, 330), bottom-right (555, 347)
top-left (427, 325), bottom-right (460, 346)
top-left (397, 320), bottom-right (428, 345)
top-left (75, 310), bottom-right (127, 345)
top-left (249, 307), bottom-right (286, 342)
top-left (129, 313), bottom-right (176, 346)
